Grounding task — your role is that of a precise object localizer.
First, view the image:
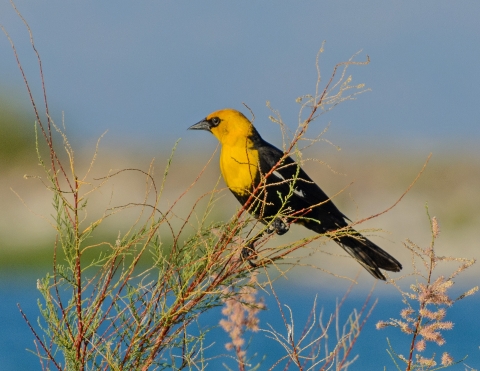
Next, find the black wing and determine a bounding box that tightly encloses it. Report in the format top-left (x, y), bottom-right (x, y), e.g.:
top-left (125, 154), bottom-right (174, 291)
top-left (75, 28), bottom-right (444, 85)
top-left (243, 137), bottom-right (402, 280)
top-left (255, 140), bottom-right (348, 232)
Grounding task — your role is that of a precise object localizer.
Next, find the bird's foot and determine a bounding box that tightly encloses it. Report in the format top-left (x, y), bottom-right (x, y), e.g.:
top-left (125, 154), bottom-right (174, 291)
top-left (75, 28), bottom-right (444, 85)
top-left (271, 217), bottom-right (289, 235)
top-left (242, 219), bottom-right (289, 267)
top-left (241, 241), bottom-right (258, 268)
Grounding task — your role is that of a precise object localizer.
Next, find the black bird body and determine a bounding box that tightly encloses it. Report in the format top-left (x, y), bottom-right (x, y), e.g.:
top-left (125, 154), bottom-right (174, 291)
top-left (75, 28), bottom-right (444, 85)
top-left (189, 108), bottom-right (402, 280)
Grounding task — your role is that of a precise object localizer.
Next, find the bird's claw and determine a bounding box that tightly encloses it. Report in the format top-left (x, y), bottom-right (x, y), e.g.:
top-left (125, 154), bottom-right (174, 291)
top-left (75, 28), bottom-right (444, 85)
top-left (241, 242), bottom-right (258, 268)
top-left (243, 218), bottom-right (289, 268)
top-left (269, 217), bottom-right (289, 235)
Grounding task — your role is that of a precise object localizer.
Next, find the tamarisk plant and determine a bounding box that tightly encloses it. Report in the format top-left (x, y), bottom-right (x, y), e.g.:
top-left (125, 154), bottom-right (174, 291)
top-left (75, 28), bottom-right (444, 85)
top-left (377, 208), bottom-right (478, 371)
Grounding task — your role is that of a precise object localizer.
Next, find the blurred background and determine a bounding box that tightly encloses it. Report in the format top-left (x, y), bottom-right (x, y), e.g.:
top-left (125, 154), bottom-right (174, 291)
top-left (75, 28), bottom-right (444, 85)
top-left (0, 1), bottom-right (479, 369)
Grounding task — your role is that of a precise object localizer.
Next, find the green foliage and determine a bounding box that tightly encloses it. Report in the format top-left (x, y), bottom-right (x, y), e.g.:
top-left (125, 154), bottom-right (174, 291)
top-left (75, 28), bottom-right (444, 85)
top-left (30, 153), bottom-right (253, 369)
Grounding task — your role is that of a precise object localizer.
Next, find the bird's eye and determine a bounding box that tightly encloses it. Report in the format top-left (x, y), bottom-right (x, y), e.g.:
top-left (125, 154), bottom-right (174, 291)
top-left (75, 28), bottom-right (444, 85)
top-left (211, 117), bottom-right (220, 126)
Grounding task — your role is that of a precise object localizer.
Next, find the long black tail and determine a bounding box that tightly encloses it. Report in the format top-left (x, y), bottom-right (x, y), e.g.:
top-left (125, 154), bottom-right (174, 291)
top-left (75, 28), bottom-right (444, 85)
top-left (306, 221), bottom-right (402, 280)
top-left (335, 232), bottom-right (402, 280)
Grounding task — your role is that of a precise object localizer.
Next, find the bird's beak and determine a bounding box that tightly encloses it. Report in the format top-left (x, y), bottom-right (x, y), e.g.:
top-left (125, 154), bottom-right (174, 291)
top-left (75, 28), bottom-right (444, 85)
top-left (188, 119), bottom-right (211, 132)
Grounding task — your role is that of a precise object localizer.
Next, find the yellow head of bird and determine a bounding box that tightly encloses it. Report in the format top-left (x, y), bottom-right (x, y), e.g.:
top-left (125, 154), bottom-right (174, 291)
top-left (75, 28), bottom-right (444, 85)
top-left (188, 108), bottom-right (257, 147)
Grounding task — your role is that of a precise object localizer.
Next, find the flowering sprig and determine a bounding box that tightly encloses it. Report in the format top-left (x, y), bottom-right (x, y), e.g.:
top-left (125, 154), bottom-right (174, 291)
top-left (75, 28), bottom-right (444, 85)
top-left (377, 211), bottom-right (478, 370)
top-left (220, 273), bottom-right (265, 370)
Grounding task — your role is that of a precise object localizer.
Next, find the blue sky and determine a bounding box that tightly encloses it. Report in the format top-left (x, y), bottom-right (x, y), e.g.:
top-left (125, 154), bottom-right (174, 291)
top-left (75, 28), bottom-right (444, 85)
top-left (0, 1), bottom-right (479, 150)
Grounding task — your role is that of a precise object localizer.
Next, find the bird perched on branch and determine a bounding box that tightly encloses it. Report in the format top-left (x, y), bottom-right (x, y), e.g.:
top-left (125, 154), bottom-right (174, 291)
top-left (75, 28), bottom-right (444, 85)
top-left (188, 108), bottom-right (401, 280)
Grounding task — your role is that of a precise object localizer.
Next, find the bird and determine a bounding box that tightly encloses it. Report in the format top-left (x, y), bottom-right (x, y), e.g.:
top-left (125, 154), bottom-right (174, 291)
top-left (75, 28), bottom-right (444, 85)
top-left (188, 108), bottom-right (402, 280)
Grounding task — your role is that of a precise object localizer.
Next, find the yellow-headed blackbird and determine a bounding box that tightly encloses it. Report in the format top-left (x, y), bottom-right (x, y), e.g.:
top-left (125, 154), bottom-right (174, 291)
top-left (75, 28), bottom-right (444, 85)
top-left (189, 108), bottom-right (402, 280)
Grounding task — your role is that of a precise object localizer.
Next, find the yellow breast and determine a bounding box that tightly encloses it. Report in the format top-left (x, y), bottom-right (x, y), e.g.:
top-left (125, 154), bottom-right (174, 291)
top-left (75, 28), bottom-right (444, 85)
top-left (220, 144), bottom-right (259, 196)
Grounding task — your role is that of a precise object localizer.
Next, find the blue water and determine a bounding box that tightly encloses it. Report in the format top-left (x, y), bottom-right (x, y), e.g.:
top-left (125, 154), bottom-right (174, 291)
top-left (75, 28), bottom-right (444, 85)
top-left (2, 268), bottom-right (478, 370)
top-left (1, 267), bottom-right (46, 370)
